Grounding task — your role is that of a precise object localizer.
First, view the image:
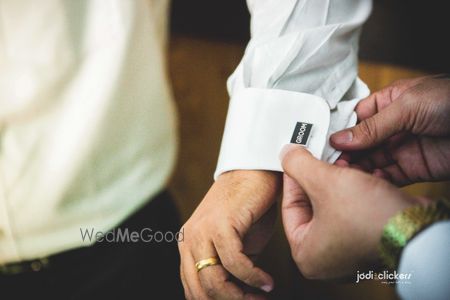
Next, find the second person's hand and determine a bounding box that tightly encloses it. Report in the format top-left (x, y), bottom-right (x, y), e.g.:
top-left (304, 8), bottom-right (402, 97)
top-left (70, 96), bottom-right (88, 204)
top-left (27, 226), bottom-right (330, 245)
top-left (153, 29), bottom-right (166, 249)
top-left (280, 145), bottom-right (421, 279)
top-left (331, 76), bottom-right (450, 186)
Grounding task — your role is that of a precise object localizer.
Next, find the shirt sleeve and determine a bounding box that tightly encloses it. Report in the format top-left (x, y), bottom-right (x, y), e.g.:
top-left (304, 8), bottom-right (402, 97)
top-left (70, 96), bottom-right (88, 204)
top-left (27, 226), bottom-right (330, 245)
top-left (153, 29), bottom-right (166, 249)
top-left (396, 221), bottom-right (450, 300)
top-left (215, 0), bottom-right (372, 179)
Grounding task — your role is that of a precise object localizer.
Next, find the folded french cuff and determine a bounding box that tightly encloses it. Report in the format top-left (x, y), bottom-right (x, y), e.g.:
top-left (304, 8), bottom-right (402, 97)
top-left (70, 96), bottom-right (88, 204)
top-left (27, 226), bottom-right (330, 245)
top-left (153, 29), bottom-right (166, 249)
top-left (214, 88), bottom-right (331, 180)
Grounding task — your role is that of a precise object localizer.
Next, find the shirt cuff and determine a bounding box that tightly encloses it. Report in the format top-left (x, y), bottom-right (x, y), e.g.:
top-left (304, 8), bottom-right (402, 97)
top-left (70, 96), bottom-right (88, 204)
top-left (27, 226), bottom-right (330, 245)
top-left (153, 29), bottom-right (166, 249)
top-left (214, 88), bottom-right (330, 179)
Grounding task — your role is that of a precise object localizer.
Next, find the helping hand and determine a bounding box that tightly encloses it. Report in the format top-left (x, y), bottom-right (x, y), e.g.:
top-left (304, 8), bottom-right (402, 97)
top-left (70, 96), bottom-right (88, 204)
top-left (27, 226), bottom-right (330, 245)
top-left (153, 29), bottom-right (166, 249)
top-left (280, 145), bottom-right (422, 279)
top-left (331, 76), bottom-right (450, 186)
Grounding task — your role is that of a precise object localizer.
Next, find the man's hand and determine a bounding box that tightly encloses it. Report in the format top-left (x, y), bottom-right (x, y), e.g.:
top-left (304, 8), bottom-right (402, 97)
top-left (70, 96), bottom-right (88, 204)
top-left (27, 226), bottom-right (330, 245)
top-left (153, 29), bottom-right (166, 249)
top-left (331, 76), bottom-right (450, 186)
top-left (280, 145), bottom-right (420, 280)
top-left (179, 170), bottom-right (281, 299)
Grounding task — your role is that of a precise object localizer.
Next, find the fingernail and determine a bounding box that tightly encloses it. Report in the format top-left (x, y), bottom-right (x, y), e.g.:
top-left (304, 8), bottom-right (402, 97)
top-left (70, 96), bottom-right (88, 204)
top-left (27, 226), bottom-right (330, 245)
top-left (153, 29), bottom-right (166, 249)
top-left (279, 144), bottom-right (302, 161)
top-left (261, 284), bottom-right (273, 292)
top-left (331, 130), bottom-right (353, 145)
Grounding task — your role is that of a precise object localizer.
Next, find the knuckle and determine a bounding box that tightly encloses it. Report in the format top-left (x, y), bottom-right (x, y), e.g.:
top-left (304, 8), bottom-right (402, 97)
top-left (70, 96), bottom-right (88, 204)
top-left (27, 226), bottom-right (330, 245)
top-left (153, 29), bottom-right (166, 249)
top-left (205, 286), bottom-right (217, 298)
top-left (200, 277), bottom-right (215, 295)
top-left (232, 211), bottom-right (253, 232)
top-left (215, 229), bottom-right (228, 244)
top-left (200, 272), bottom-right (226, 298)
top-left (398, 96), bottom-right (420, 129)
top-left (220, 255), bottom-right (235, 271)
top-left (188, 221), bottom-right (203, 235)
top-left (389, 85), bottom-right (404, 100)
top-left (190, 223), bottom-right (212, 244)
top-left (242, 270), bottom-right (258, 286)
top-left (391, 79), bottom-right (406, 87)
top-left (358, 118), bottom-right (378, 142)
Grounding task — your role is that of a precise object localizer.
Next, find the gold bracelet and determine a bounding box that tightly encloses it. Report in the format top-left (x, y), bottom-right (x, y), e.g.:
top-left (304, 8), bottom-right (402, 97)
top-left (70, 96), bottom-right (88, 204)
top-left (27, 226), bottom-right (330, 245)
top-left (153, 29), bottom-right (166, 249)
top-left (379, 197), bottom-right (450, 270)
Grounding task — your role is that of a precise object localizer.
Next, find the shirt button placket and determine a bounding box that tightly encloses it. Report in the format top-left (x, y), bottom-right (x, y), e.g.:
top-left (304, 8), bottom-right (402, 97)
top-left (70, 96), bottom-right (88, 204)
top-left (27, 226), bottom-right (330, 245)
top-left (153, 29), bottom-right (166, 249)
top-left (0, 125), bottom-right (20, 263)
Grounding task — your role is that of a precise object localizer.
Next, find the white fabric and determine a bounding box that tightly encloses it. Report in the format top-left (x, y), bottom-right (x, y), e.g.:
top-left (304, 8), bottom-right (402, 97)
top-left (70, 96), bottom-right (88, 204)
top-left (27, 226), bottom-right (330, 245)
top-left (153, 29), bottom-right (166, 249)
top-left (0, 0), bottom-right (177, 264)
top-left (216, 0), bottom-right (372, 178)
top-left (397, 221), bottom-right (450, 300)
top-left (215, 88), bottom-right (330, 177)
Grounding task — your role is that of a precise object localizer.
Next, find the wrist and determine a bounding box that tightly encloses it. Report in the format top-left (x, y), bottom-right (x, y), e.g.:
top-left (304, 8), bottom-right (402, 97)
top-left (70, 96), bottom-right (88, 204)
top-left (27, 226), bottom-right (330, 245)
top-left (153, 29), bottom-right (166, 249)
top-left (217, 170), bottom-right (282, 198)
top-left (378, 197), bottom-right (450, 270)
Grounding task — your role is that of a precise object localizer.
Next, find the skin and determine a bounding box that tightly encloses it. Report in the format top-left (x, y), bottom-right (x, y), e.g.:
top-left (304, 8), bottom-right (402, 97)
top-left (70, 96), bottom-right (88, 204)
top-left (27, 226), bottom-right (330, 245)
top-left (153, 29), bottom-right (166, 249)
top-left (280, 145), bottom-right (418, 279)
top-left (331, 76), bottom-right (450, 186)
top-left (281, 76), bottom-right (450, 280)
top-left (179, 170), bottom-right (281, 300)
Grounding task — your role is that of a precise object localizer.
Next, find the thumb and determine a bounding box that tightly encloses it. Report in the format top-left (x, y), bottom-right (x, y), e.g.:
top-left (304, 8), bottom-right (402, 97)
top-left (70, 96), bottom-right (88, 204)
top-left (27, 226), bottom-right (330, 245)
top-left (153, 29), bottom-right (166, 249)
top-left (279, 144), bottom-right (337, 196)
top-left (281, 173), bottom-right (312, 246)
top-left (330, 99), bottom-right (407, 151)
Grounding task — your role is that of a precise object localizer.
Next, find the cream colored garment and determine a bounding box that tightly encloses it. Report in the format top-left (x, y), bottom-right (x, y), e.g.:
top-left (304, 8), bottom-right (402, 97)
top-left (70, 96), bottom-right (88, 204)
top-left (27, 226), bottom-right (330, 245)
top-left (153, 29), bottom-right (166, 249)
top-left (0, 0), bottom-right (177, 264)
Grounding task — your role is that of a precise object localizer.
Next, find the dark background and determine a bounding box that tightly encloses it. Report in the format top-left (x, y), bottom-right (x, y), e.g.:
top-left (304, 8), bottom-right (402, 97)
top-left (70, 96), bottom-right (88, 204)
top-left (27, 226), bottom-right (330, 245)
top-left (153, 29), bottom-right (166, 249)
top-left (171, 0), bottom-right (450, 73)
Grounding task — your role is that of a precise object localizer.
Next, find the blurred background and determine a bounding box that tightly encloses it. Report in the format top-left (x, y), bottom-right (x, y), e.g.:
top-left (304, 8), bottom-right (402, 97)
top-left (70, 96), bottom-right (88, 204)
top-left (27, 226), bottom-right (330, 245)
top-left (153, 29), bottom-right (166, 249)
top-left (167, 1), bottom-right (449, 299)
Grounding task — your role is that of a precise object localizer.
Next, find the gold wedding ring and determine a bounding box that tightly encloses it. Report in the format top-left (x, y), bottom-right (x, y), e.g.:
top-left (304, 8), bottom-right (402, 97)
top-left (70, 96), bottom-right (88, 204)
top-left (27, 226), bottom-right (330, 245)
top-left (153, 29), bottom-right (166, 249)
top-left (195, 257), bottom-right (221, 272)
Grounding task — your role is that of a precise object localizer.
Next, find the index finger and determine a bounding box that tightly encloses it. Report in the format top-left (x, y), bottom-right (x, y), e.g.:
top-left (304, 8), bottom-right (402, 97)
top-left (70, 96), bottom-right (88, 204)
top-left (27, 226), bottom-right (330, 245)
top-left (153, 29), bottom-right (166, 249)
top-left (212, 227), bottom-right (274, 295)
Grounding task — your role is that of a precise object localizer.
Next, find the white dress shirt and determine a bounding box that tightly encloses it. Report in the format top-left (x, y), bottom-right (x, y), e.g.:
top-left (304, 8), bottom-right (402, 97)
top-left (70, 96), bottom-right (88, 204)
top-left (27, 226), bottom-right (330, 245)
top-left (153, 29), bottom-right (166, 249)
top-left (215, 0), bottom-right (372, 178)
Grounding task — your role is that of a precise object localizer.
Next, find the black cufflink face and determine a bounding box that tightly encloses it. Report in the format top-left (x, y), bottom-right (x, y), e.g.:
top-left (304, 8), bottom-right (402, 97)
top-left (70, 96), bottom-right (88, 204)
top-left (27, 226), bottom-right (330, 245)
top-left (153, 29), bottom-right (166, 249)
top-left (290, 122), bottom-right (313, 146)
